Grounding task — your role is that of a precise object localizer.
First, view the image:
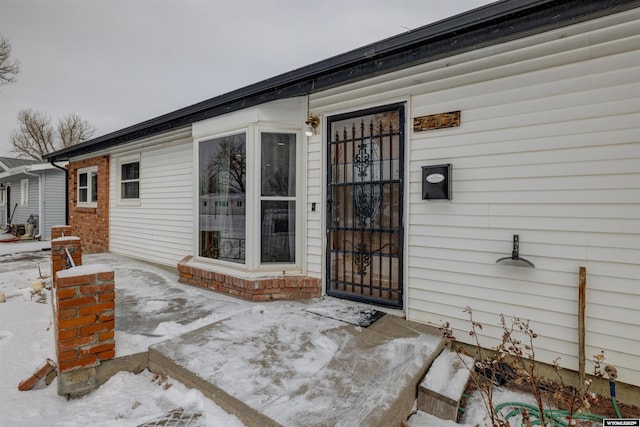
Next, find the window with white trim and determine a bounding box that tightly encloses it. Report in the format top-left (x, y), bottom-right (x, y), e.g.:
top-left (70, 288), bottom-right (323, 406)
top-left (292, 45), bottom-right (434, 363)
top-left (260, 132), bottom-right (296, 264)
top-left (198, 127), bottom-right (301, 272)
top-left (117, 155), bottom-right (140, 203)
top-left (20, 179), bottom-right (29, 206)
top-left (77, 167), bottom-right (98, 207)
top-left (199, 133), bottom-right (247, 264)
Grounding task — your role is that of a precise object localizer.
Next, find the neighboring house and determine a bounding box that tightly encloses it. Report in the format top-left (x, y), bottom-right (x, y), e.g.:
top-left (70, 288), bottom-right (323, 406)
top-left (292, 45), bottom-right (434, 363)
top-left (0, 157), bottom-right (67, 240)
top-left (45, 0), bottom-right (640, 388)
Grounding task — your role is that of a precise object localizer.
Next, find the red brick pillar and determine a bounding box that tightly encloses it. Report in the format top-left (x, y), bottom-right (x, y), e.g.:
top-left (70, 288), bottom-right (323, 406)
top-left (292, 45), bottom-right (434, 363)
top-left (55, 267), bottom-right (115, 371)
top-left (51, 234), bottom-right (116, 397)
top-left (51, 236), bottom-right (82, 287)
top-left (54, 266), bottom-right (115, 396)
top-left (51, 225), bottom-right (73, 240)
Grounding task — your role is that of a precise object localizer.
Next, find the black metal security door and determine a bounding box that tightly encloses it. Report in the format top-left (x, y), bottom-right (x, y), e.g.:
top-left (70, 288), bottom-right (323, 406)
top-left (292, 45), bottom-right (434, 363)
top-left (326, 103), bottom-right (404, 308)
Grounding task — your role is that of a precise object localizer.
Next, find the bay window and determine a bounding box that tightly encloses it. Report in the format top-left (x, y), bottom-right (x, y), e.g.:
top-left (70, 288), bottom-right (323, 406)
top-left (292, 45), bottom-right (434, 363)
top-left (198, 128), bottom-right (300, 271)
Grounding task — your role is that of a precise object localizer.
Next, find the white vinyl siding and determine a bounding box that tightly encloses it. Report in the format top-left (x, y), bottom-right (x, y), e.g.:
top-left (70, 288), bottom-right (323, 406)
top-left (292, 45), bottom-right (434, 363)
top-left (306, 132), bottom-right (323, 277)
top-left (309, 9), bottom-right (640, 387)
top-left (9, 177), bottom-right (39, 225)
top-left (110, 130), bottom-right (193, 267)
top-left (0, 169), bottom-right (65, 239)
top-left (42, 169), bottom-right (66, 240)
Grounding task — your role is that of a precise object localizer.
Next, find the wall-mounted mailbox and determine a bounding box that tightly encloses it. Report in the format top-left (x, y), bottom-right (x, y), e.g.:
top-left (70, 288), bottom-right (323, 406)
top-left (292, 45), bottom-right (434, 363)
top-left (422, 164), bottom-right (451, 200)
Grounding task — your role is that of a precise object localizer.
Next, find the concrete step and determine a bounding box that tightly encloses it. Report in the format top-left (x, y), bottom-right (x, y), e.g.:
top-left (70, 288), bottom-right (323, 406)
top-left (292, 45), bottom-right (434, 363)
top-left (148, 307), bottom-right (445, 427)
top-left (149, 345), bottom-right (280, 427)
top-left (417, 348), bottom-right (474, 421)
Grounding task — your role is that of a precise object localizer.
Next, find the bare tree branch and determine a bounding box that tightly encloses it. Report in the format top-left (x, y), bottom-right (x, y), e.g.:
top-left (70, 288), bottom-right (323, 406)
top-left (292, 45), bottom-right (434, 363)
top-left (57, 112), bottom-right (96, 147)
top-left (10, 109), bottom-right (55, 160)
top-left (0, 33), bottom-right (20, 85)
top-left (10, 109), bottom-right (95, 160)
top-left (205, 138), bottom-right (246, 194)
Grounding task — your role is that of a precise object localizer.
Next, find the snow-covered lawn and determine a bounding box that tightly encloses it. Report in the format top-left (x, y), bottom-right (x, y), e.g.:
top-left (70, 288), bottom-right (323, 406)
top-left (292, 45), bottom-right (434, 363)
top-left (0, 242), bottom-right (246, 426)
top-left (0, 241), bottom-right (555, 426)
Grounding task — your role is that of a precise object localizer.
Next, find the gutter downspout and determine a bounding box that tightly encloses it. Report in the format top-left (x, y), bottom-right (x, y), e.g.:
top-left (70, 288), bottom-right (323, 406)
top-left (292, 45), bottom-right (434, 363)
top-left (50, 159), bottom-right (69, 226)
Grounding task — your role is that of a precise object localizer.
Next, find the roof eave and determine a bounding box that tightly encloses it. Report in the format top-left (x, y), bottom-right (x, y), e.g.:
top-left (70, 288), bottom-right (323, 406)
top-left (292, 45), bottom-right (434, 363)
top-left (44, 0), bottom-right (640, 162)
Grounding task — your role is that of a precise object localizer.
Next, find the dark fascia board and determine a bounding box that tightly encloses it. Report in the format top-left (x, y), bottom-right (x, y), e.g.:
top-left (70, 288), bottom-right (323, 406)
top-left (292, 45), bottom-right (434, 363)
top-left (45, 0), bottom-right (640, 162)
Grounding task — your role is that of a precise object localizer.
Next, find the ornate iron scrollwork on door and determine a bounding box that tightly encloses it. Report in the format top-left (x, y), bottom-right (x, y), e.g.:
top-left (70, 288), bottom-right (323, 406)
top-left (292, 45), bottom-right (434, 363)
top-left (354, 242), bottom-right (371, 276)
top-left (353, 138), bottom-right (381, 228)
top-left (354, 141), bottom-right (371, 177)
top-left (327, 103), bottom-right (404, 308)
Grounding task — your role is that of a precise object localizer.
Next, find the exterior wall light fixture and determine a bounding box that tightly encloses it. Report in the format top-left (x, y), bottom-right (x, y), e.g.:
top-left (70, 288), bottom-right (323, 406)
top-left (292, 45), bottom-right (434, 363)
top-left (305, 116), bottom-right (320, 136)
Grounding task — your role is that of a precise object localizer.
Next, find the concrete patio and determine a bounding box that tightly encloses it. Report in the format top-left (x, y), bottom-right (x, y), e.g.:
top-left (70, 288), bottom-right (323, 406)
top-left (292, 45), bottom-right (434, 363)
top-left (92, 252), bottom-right (445, 426)
top-left (3, 244), bottom-right (446, 426)
top-left (149, 307), bottom-right (443, 427)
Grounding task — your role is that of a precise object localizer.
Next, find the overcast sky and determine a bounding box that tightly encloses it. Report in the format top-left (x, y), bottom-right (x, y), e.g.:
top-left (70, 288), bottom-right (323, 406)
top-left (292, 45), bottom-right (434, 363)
top-left (0, 0), bottom-right (495, 157)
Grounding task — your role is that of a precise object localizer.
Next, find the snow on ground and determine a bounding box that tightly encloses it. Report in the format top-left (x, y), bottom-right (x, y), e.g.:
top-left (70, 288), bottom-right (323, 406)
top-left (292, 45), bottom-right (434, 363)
top-left (152, 303), bottom-right (443, 427)
top-left (0, 240), bottom-right (557, 427)
top-left (0, 241), bottom-right (246, 426)
top-left (85, 252), bottom-right (252, 356)
top-left (422, 348), bottom-right (474, 401)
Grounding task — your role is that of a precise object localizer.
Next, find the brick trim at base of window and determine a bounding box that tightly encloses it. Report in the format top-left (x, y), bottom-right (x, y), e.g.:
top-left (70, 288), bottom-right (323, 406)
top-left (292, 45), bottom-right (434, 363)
top-left (177, 256), bottom-right (321, 302)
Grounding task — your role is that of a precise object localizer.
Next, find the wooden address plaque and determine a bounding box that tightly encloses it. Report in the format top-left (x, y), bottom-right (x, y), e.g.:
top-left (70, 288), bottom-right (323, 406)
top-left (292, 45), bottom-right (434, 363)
top-left (413, 111), bottom-right (460, 132)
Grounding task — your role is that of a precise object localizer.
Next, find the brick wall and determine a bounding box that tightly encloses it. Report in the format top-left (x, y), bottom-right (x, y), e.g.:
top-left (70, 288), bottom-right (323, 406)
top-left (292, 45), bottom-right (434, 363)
top-left (178, 256), bottom-right (321, 301)
top-left (67, 156), bottom-right (110, 253)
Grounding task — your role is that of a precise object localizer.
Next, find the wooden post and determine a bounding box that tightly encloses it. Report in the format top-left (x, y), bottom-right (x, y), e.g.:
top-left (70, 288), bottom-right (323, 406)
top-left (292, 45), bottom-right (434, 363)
top-left (578, 266), bottom-right (586, 384)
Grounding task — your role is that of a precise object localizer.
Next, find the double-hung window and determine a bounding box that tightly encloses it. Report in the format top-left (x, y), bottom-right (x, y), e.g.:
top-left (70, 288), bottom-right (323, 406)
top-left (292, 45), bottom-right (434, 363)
top-left (198, 128), bottom-right (300, 272)
top-left (117, 155), bottom-right (140, 203)
top-left (77, 167), bottom-right (98, 206)
top-left (260, 132), bottom-right (296, 264)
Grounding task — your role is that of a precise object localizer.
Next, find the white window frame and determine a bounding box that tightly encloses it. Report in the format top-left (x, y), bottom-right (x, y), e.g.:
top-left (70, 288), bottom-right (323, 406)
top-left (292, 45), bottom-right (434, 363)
top-left (77, 166), bottom-right (98, 208)
top-left (0, 185), bottom-right (5, 206)
top-left (20, 179), bottom-right (29, 206)
top-left (253, 126), bottom-right (302, 271)
top-left (197, 129), bottom-right (249, 268)
top-left (116, 154), bottom-right (141, 206)
top-left (195, 124), bottom-right (303, 275)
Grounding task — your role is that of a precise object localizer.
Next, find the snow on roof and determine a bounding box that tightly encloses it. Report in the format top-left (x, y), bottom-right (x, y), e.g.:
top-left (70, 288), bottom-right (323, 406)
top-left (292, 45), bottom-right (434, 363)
top-left (0, 156), bottom-right (41, 170)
